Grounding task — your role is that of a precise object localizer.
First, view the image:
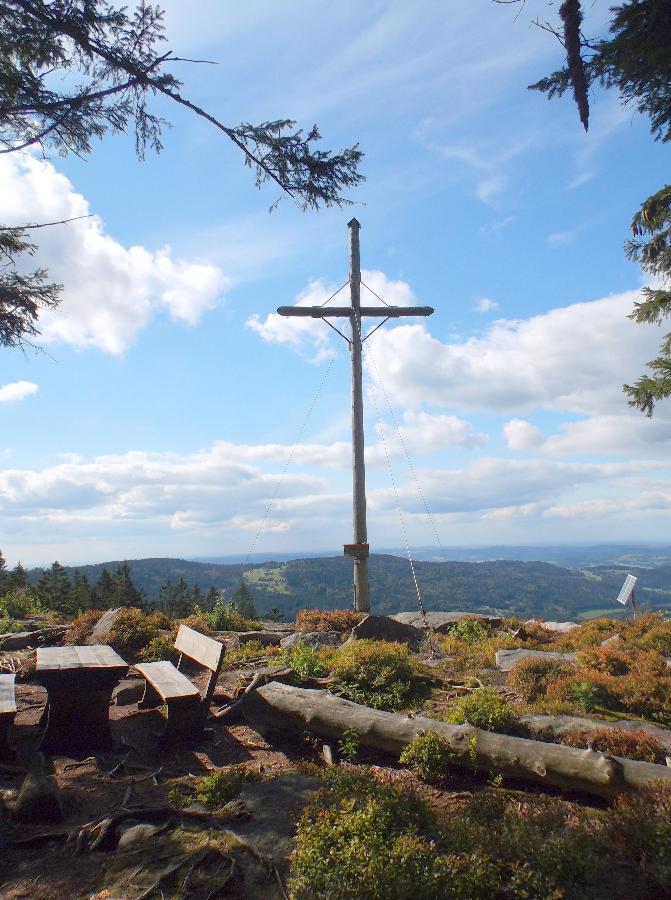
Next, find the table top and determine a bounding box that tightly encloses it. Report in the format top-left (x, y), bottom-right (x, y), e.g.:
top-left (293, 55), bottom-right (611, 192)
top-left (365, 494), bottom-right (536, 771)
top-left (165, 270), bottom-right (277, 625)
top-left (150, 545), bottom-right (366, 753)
top-left (37, 645), bottom-right (128, 672)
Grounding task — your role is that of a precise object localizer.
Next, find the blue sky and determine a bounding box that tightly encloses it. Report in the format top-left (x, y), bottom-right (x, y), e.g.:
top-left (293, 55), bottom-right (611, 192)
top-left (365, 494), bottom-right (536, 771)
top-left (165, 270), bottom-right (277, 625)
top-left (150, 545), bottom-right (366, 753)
top-left (2, 0), bottom-right (670, 567)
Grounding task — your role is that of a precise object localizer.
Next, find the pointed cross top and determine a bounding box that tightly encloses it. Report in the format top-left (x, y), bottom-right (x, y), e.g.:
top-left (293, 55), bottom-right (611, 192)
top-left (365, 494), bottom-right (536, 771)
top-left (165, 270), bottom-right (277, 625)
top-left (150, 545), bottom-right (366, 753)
top-left (348, 217), bottom-right (361, 229)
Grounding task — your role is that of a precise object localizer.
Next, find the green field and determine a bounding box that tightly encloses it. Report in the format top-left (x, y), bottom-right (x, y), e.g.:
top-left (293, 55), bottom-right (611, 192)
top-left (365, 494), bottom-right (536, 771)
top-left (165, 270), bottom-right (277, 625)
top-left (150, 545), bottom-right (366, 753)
top-left (242, 565), bottom-right (290, 594)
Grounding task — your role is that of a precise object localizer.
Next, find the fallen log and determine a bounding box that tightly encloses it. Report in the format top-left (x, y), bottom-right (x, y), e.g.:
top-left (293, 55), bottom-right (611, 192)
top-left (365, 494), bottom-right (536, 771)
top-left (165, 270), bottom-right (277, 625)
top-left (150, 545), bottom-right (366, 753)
top-left (243, 682), bottom-right (671, 800)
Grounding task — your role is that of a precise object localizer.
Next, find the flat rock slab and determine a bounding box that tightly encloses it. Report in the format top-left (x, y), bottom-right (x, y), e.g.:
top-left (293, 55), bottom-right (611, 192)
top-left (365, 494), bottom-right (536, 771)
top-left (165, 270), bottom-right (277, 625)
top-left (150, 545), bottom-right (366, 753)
top-left (221, 774), bottom-right (321, 862)
top-left (392, 611), bottom-right (503, 632)
top-left (0, 626), bottom-right (68, 651)
top-left (238, 631), bottom-right (292, 647)
top-left (521, 714), bottom-right (671, 753)
top-left (280, 631), bottom-right (341, 650)
top-left (496, 648), bottom-right (578, 671)
top-left (537, 621), bottom-right (579, 634)
top-left (89, 607), bottom-right (123, 644)
top-left (348, 615), bottom-right (423, 649)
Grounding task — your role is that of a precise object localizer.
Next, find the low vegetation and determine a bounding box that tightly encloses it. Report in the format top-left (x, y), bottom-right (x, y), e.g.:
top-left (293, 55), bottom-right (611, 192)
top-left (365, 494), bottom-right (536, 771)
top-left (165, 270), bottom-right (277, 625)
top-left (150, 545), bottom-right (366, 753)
top-left (281, 641), bottom-right (330, 679)
top-left (399, 732), bottom-right (455, 782)
top-left (289, 767), bottom-right (671, 899)
top-left (329, 639), bottom-right (416, 710)
top-left (559, 727), bottom-right (667, 764)
top-left (106, 608), bottom-right (163, 657)
top-left (295, 608), bottom-right (363, 634)
top-left (443, 688), bottom-right (521, 734)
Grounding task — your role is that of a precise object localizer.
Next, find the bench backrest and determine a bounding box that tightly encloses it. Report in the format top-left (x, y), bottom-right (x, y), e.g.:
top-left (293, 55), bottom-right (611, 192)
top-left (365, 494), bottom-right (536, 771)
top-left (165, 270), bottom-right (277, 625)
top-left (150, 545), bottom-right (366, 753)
top-left (175, 625), bottom-right (224, 703)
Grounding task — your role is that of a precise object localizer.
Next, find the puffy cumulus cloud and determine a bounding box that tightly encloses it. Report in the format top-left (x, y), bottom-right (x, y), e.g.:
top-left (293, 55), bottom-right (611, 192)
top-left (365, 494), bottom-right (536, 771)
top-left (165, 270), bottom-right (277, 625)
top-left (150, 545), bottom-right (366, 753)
top-left (503, 412), bottom-right (671, 458)
top-left (503, 418), bottom-right (545, 450)
top-left (369, 457), bottom-right (662, 516)
top-left (0, 153), bottom-right (229, 355)
top-left (0, 381), bottom-right (38, 403)
top-left (369, 290), bottom-right (661, 415)
top-left (246, 269), bottom-right (417, 359)
top-left (370, 411), bottom-right (487, 464)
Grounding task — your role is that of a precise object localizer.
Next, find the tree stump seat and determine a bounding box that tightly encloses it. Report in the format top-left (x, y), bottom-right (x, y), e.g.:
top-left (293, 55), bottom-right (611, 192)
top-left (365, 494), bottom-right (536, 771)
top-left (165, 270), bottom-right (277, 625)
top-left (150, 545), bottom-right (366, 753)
top-left (135, 625), bottom-right (224, 739)
top-left (0, 673), bottom-right (16, 758)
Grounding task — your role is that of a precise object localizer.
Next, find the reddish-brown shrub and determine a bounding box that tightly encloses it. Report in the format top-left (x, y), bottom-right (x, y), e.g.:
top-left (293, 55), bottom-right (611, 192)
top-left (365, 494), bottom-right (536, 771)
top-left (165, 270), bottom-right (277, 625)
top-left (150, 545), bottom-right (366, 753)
top-left (179, 612), bottom-right (214, 635)
top-left (508, 658), bottom-right (574, 701)
top-left (576, 645), bottom-right (630, 675)
top-left (559, 727), bottom-right (666, 763)
top-left (552, 617), bottom-right (620, 651)
top-left (65, 610), bottom-right (103, 644)
top-left (295, 608), bottom-right (363, 634)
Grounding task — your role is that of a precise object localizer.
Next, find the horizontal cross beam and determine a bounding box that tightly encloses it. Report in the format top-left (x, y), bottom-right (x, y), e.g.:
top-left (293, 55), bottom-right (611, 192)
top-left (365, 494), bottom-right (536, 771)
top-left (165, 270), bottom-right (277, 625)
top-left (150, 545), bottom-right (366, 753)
top-left (277, 305), bottom-right (434, 318)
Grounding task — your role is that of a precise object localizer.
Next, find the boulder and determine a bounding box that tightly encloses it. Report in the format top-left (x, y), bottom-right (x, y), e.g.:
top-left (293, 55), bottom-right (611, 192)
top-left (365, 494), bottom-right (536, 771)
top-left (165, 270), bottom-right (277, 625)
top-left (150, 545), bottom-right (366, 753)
top-left (0, 631), bottom-right (40, 651)
top-left (89, 607), bottom-right (123, 644)
top-left (601, 634), bottom-right (621, 647)
top-left (220, 774), bottom-right (320, 862)
top-left (238, 631), bottom-right (292, 647)
top-left (113, 678), bottom-right (145, 706)
top-left (539, 621), bottom-right (579, 634)
top-left (495, 648), bottom-right (578, 672)
top-left (391, 611), bottom-right (502, 632)
top-left (347, 615), bottom-right (423, 650)
top-left (116, 822), bottom-right (163, 849)
top-left (280, 631), bottom-right (341, 651)
top-left (13, 753), bottom-right (63, 824)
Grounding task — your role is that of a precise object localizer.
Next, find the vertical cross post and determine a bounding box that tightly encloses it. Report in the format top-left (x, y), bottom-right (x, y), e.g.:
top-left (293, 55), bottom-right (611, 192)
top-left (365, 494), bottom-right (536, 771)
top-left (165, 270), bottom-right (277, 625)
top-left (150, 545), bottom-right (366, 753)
top-left (348, 219), bottom-right (369, 612)
top-left (276, 222), bottom-right (433, 613)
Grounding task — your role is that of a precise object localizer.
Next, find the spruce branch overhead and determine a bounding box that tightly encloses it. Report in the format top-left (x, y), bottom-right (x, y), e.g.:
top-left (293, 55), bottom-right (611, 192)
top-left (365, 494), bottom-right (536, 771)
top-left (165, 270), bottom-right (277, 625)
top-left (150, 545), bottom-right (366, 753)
top-left (520, 0), bottom-right (671, 414)
top-left (0, 0), bottom-right (364, 348)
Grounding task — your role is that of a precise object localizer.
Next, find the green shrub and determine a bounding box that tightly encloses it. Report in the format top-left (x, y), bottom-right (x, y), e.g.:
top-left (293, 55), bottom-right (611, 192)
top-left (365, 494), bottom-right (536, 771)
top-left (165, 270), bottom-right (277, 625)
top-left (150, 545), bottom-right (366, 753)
top-left (205, 599), bottom-right (259, 632)
top-left (508, 658), bottom-right (574, 702)
top-left (329, 639), bottom-right (416, 710)
top-left (445, 688), bottom-right (520, 734)
top-left (448, 618), bottom-right (490, 645)
top-left (107, 607), bottom-right (161, 656)
top-left (221, 639), bottom-right (274, 670)
top-left (399, 732), bottom-right (456, 782)
top-left (559, 727), bottom-right (666, 763)
top-left (288, 769), bottom-right (452, 900)
top-left (0, 619), bottom-right (26, 634)
top-left (337, 728), bottom-right (360, 762)
top-left (571, 680), bottom-right (611, 713)
top-left (281, 641), bottom-right (329, 679)
top-left (138, 634), bottom-right (179, 663)
top-left (194, 765), bottom-right (261, 809)
top-left (0, 588), bottom-right (43, 619)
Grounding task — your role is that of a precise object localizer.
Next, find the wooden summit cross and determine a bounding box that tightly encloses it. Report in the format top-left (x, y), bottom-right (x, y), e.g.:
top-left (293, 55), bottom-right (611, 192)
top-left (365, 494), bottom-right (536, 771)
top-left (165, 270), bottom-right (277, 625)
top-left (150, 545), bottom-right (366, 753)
top-left (278, 219), bottom-right (433, 612)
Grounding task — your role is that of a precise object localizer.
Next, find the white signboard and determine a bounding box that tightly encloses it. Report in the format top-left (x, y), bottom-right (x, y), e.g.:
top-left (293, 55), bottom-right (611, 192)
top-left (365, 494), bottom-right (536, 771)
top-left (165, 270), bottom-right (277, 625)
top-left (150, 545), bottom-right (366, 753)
top-left (617, 574), bottom-right (637, 606)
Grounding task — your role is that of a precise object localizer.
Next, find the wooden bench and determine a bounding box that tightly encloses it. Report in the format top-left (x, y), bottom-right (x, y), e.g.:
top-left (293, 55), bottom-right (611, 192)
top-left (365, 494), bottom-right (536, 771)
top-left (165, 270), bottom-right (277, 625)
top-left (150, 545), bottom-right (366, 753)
top-left (0, 673), bottom-right (17, 758)
top-left (135, 625), bottom-right (224, 738)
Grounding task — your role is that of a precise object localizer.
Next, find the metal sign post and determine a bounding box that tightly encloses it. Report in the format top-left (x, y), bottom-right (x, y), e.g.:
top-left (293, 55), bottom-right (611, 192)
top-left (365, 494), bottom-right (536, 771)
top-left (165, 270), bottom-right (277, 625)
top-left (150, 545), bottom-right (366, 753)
top-left (616, 574), bottom-right (638, 619)
top-left (277, 220), bottom-right (434, 611)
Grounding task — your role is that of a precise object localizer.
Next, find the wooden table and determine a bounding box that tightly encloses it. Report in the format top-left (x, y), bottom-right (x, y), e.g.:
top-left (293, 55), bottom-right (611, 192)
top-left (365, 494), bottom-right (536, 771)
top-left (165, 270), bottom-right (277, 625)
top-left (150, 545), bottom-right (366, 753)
top-left (36, 645), bottom-right (128, 753)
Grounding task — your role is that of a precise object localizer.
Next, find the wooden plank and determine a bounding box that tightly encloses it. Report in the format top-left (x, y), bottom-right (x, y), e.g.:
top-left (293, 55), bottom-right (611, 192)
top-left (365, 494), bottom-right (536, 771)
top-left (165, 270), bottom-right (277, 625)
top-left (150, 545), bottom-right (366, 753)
top-left (37, 645), bottom-right (127, 672)
top-left (174, 625), bottom-right (223, 672)
top-left (135, 661), bottom-right (200, 701)
top-left (0, 674), bottom-right (16, 716)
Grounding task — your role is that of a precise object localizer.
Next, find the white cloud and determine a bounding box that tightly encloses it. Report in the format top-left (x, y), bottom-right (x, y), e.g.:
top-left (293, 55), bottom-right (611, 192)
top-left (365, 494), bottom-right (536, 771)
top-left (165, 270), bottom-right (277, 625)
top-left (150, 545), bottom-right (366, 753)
top-left (0, 154), bottom-right (229, 355)
top-left (371, 411), bottom-right (487, 464)
top-left (503, 418), bottom-right (545, 450)
top-left (474, 297), bottom-right (499, 313)
top-left (0, 381), bottom-right (38, 403)
top-left (247, 269), bottom-right (417, 358)
top-left (369, 289), bottom-right (661, 415)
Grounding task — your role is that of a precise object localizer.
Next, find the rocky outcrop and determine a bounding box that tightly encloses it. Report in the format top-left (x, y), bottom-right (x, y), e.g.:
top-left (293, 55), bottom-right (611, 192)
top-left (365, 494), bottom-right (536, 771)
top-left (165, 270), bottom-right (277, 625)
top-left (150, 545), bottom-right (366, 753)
top-left (280, 631), bottom-right (341, 651)
top-left (391, 611), bottom-right (503, 632)
top-left (347, 615), bottom-right (423, 650)
top-left (495, 648), bottom-right (578, 671)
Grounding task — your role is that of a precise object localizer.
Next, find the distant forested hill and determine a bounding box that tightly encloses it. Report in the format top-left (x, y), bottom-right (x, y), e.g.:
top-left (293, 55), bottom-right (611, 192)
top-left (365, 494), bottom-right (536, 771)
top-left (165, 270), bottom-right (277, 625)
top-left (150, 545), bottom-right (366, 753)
top-left (25, 553), bottom-right (671, 620)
